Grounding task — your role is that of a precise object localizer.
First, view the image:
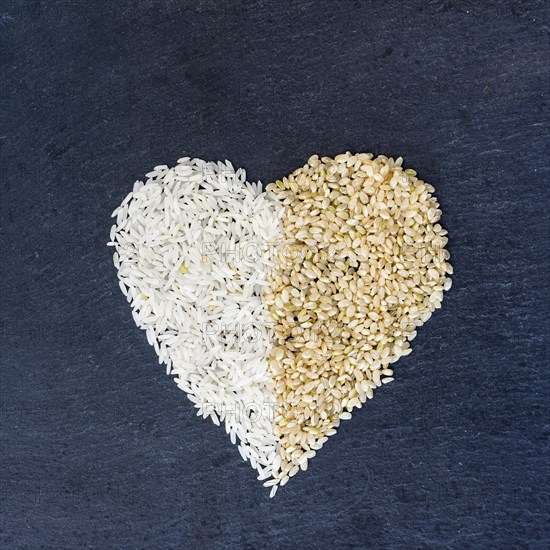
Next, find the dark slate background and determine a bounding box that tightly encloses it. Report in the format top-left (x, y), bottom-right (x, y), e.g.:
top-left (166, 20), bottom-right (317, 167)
top-left (1, 0), bottom-right (549, 548)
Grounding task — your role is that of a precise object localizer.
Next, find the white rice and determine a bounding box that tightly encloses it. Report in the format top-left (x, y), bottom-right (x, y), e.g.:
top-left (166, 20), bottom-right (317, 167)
top-left (108, 157), bottom-right (284, 485)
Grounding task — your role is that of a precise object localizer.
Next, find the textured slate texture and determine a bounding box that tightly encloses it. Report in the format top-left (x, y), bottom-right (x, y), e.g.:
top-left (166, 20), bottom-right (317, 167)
top-left (1, 0), bottom-right (549, 548)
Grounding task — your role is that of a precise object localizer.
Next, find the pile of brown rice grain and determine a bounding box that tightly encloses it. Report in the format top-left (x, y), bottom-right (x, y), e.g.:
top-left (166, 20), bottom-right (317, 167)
top-left (263, 152), bottom-right (452, 487)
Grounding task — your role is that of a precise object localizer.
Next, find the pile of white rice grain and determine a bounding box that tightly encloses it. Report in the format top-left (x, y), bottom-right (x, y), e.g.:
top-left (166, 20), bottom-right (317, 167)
top-left (109, 152), bottom-right (452, 497)
top-left (108, 158), bottom-right (284, 496)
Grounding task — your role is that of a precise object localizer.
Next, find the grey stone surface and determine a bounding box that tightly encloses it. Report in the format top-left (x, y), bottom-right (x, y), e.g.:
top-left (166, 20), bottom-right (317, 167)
top-left (1, 0), bottom-right (549, 548)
